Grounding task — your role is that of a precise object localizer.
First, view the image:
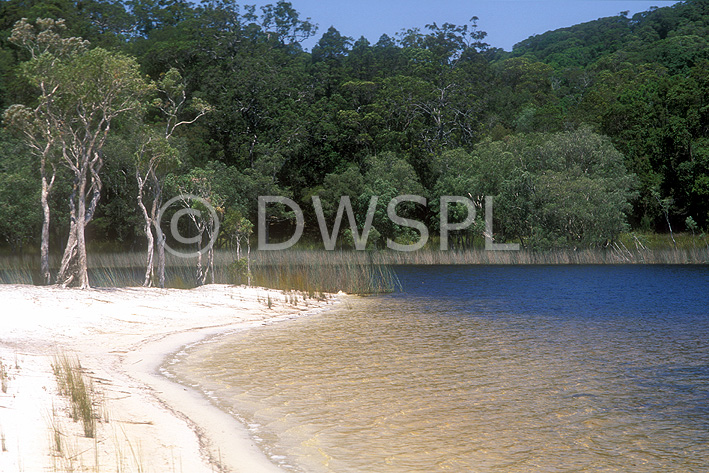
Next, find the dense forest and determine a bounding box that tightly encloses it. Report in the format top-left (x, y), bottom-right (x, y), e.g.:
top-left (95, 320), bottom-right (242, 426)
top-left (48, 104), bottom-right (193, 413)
top-left (0, 0), bottom-right (707, 270)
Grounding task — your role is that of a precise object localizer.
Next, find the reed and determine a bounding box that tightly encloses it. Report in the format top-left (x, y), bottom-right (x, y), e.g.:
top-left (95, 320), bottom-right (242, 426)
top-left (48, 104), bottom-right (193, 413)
top-left (0, 235), bottom-right (705, 293)
top-left (0, 254), bottom-right (34, 284)
top-left (45, 250), bottom-right (400, 294)
top-left (250, 250), bottom-right (400, 294)
top-left (116, 424), bottom-right (145, 473)
top-left (47, 409), bottom-right (83, 473)
top-left (47, 406), bottom-right (65, 459)
top-left (364, 247), bottom-right (709, 265)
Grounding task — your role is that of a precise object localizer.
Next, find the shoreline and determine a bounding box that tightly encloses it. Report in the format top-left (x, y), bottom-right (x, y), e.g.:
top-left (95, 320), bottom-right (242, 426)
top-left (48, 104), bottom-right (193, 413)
top-left (0, 283), bottom-right (339, 472)
top-left (124, 304), bottom-right (338, 472)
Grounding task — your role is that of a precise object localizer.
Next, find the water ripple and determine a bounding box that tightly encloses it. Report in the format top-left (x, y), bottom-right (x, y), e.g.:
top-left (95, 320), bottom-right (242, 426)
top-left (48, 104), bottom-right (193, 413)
top-left (169, 265), bottom-right (709, 472)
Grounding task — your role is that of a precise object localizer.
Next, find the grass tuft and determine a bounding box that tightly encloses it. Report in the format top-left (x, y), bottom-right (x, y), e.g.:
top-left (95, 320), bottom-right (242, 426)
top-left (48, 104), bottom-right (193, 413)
top-left (0, 360), bottom-right (7, 394)
top-left (51, 354), bottom-right (99, 438)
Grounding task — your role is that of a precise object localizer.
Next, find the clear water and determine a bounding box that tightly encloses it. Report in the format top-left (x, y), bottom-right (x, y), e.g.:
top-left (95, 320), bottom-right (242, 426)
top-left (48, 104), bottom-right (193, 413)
top-left (168, 265), bottom-right (709, 472)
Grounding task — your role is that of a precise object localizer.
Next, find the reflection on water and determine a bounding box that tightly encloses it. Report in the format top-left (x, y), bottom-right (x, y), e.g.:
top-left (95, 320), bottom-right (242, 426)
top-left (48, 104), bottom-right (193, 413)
top-left (168, 265), bottom-right (709, 472)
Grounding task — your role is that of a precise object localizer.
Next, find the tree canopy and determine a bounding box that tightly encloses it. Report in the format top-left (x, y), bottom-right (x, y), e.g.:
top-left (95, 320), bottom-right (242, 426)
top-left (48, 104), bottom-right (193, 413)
top-left (1, 0), bottom-right (707, 262)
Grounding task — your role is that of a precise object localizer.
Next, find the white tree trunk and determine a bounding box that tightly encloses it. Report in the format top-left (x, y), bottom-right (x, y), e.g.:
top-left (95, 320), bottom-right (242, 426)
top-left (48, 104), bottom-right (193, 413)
top-left (75, 167), bottom-right (90, 289)
top-left (136, 172), bottom-right (155, 287)
top-left (142, 219), bottom-right (155, 287)
top-left (57, 193), bottom-right (78, 285)
top-left (40, 172), bottom-right (54, 285)
top-left (196, 237), bottom-right (204, 286)
top-left (209, 245), bottom-right (215, 285)
top-left (57, 154), bottom-right (102, 288)
top-left (247, 239), bottom-right (251, 286)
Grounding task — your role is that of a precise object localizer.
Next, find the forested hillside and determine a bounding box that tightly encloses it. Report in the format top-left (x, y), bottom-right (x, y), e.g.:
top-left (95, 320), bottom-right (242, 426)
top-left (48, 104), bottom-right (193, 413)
top-left (0, 0), bottom-right (707, 256)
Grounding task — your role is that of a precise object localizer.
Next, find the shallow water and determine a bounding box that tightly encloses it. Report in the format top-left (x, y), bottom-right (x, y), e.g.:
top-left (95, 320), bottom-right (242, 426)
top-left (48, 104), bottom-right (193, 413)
top-left (168, 265), bottom-right (709, 472)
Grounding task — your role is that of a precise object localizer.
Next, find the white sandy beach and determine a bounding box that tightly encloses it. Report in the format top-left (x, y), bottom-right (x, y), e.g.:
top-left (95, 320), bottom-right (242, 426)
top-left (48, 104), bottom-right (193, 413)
top-left (0, 284), bottom-right (338, 472)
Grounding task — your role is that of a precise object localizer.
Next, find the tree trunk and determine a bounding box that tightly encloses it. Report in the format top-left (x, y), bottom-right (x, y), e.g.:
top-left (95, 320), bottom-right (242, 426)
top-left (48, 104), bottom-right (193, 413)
top-left (157, 233), bottom-right (166, 288)
top-left (208, 215), bottom-right (215, 285)
top-left (40, 172), bottom-right (54, 285)
top-left (209, 245), bottom-right (215, 285)
top-left (247, 239), bottom-right (251, 286)
top-left (137, 172), bottom-right (154, 287)
top-left (75, 168), bottom-right (90, 289)
top-left (151, 173), bottom-right (163, 288)
top-left (57, 187), bottom-right (78, 285)
top-left (57, 155), bottom-right (100, 288)
top-left (196, 237), bottom-right (204, 286)
top-left (142, 219), bottom-right (155, 287)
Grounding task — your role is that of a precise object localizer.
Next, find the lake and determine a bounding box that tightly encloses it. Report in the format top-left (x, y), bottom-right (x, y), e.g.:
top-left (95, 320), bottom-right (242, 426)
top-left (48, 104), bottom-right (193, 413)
top-left (168, 265), bottom-right (709, 472)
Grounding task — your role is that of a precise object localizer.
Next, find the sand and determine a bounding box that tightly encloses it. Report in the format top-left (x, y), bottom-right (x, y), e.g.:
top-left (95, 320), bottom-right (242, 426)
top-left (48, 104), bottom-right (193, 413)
top-left (0, 283), bottom-right (338, 472)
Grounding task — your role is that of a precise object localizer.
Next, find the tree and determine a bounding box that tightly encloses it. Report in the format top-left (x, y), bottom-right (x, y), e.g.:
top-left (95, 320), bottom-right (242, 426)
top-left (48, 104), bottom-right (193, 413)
top-left (135, 133), bottom-right (177, 287)
top-left (422, 17), bottom-right (489, 65)
top-left (430, 128), bottom-right (636, 249)
top-left (472, 128), bottom-right (637, 249)
top-left (170, 168), bottom-right (224, 286)
top-left (136, 68), bottom-right (210, 288)
top-left (260, 0), bottom-right (317, 46)
top-left (4, 18), bottom-right (88, 284)
top-left (3, 102), bottom-right (58, 283)
top-left (223, 208), bottom-right (253, 284)
top-left (361, 152), bottom-right (424, 246)
top-left (311, 26), bottom-right (353, 97)
top-left (8, 18), bottom-right (152, 287)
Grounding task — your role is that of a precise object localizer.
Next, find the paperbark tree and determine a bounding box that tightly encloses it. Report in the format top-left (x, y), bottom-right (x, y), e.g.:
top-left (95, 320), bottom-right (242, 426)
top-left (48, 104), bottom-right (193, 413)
top-left (3, 104), bottom-right (57, 285)
top-left (3, 18), bottom-right (88, 284)
top-left (172, 168), bottom-right (224, 286)
top-left (135, 134), bottom-right (175, 287)
top-left (8, 18), bottom-right (151, 288)
top-left (223, 208), bottom-right (254, 285)
top-left (135, 68), bottom-right (211, 287)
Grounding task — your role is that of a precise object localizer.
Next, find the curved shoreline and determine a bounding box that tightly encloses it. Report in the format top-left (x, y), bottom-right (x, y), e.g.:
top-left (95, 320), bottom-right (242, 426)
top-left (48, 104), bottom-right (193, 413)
top-left (0, 284), bottom-right (338, 472)
top-left (123, 304), bottom-right (338, 472)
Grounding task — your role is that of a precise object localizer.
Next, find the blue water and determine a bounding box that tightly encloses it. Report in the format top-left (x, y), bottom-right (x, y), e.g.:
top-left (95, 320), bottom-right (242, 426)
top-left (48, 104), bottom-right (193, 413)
top-left (391, 265), bottom-right (709, 456)
top-left (174, 265), bottom-right (709, 472)
top-left (392, 265), bottom-right (709, 320)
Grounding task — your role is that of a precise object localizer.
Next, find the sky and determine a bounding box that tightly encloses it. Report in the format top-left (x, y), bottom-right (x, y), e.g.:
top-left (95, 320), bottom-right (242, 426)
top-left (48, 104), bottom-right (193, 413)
top-left (248, 0), bottom-right (682, 51)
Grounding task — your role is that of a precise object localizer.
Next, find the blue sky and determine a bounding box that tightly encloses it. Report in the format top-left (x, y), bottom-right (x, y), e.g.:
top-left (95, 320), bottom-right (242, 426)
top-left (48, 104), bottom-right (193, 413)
top-left (249, 1), bottom-right (682, 51)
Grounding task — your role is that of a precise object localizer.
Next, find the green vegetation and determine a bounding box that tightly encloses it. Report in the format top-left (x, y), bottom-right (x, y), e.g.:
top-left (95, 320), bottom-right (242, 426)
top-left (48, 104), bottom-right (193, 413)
top-left (431, 127), bottom-right (636, 249)
top-left (0, 1), bottom-right (707, 289)
top-left (51, 353), bottom-right (101, 438)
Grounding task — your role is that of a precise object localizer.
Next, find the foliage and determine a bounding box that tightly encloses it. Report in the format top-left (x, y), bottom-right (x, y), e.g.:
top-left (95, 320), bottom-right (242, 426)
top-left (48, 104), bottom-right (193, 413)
top-left (1, 0), bottom-right (708, 260)
top-left (0, 131), bottom-right (41, 250)
top-left (433, 127), bottom-right (636, 249)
